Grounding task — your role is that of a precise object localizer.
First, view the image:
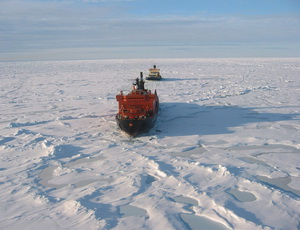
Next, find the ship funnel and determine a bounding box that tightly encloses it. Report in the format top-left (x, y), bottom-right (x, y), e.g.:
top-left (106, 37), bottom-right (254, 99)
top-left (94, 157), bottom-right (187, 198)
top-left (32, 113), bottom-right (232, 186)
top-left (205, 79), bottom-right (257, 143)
top-left (153, 65), bottom-right (156, 68)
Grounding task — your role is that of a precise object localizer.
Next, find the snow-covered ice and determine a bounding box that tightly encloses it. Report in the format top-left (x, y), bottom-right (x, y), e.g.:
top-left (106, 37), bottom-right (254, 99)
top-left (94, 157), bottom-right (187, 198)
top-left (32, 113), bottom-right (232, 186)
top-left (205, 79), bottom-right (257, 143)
top-left (0, 58), bottom-right (299, 230)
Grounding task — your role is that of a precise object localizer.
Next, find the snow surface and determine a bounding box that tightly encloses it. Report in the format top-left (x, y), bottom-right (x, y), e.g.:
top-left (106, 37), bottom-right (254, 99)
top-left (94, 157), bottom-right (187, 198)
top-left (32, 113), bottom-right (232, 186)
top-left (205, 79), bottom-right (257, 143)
top-left (0, 58), bottom-right (300, 230)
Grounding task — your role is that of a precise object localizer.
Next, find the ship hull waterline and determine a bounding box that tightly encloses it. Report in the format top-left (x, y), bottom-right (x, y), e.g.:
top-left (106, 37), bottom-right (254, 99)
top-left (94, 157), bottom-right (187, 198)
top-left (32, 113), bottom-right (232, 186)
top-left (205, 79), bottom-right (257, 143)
top-left (116, 115), bottom-right (157, 137)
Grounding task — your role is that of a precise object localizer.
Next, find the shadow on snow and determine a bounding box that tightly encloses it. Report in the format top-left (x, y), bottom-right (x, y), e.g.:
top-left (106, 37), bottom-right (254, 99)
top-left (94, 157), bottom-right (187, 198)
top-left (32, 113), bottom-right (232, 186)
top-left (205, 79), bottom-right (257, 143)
top-left (158, 77), bottom-right (198, 82)
top-left (156, 102), bottom-right (299, 137)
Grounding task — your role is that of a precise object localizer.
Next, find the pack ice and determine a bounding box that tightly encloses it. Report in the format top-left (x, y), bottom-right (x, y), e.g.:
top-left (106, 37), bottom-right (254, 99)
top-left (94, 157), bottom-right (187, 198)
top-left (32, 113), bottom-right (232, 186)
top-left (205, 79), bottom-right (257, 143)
top-left (0, 58), bottom-right (299, 230)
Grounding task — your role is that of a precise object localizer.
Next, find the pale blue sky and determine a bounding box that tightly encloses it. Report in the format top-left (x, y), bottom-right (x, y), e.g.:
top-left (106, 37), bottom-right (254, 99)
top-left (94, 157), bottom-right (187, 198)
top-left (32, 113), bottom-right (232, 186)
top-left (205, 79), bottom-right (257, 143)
top-left (0, 0), bottom-right (299, 61)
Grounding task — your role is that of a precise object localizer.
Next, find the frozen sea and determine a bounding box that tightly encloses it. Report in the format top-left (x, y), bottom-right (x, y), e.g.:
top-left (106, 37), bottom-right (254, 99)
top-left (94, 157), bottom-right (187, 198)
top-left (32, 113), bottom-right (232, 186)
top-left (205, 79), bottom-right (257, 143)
top-left (0, 58), bottom-right (300, 230)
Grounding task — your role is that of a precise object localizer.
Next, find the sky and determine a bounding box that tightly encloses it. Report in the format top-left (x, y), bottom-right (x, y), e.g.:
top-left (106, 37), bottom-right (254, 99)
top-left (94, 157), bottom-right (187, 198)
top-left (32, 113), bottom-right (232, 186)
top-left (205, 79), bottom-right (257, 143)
top-left (0, 0), bottom-right (299, 61)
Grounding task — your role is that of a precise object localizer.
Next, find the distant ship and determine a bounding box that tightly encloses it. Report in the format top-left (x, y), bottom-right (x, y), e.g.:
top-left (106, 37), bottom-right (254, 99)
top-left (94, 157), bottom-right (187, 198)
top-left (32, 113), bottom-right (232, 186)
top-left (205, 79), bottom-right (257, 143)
top-left (116, 73), bottom-right (159, 136)
top-left (146, 65), bottom-right (162, 80)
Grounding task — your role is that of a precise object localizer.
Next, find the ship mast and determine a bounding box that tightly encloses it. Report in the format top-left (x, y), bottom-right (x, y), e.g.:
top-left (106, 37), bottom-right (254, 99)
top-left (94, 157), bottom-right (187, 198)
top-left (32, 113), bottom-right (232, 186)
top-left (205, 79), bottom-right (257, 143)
top-left (135, 72), bottom-right (145, 90)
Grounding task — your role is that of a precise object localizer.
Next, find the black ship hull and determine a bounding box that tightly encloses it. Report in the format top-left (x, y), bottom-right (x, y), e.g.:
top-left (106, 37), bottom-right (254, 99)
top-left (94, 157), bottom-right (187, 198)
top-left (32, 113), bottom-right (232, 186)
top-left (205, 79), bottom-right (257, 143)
top-left (146, 76), bottom-right (162, 81)
top-left (116, 115), bottom-right (157, 137)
